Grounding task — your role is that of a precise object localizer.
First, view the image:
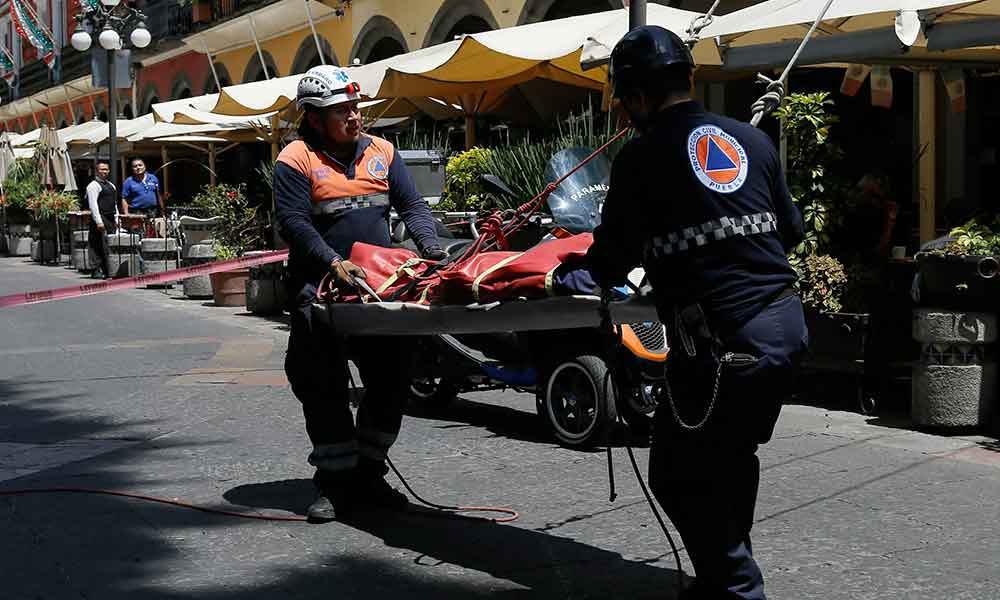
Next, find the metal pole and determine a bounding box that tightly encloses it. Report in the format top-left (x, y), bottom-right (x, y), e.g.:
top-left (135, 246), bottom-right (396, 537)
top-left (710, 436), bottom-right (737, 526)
top-left (208, 142), bottom-right (216, 186)
top-left (629, 0), bottom-right (646, 30)
top-left (248, 17), bottom-right (270, 79)
top-left (303, 0), bottom-right (326, 66)
top-left (160, 144), bottom-right (169, 197)
top-left (108, 49), bottom-right (118, 190)
top-left (202, 35), bottom-right (221, 91)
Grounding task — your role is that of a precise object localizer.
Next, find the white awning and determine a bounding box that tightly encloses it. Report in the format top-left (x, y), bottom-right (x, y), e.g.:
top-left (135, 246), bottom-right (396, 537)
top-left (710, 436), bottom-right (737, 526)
top-left (181, 0), bottom-right (337, 57)
top-left (0, 75), bottom-right (99, 122)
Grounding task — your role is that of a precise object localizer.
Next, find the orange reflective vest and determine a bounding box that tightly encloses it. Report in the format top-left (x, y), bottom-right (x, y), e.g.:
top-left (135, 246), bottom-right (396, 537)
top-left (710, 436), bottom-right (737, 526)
top-left (276, 136), bottom-right (395, 215)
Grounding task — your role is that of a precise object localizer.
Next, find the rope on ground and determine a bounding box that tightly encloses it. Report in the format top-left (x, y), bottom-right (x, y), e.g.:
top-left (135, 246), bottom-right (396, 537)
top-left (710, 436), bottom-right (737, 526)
top-left (749, 0), bottom-right (836, 127)
top-left (386, 457), bottom-right (519, 523)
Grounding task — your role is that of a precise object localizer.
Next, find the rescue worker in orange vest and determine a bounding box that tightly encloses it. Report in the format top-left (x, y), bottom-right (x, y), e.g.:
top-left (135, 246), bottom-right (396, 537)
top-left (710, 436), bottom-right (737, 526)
top-left (273, 65), bottom-right (446, 523)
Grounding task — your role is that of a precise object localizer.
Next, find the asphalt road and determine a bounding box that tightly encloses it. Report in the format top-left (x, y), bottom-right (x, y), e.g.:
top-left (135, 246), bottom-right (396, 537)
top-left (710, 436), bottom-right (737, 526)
top-left (1, 256), bottom-right (998, 599)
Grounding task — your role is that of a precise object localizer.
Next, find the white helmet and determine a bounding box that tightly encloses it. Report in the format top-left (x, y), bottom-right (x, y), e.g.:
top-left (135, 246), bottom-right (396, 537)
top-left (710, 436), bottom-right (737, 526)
top-left (296, 65), bottom-right (362, 109)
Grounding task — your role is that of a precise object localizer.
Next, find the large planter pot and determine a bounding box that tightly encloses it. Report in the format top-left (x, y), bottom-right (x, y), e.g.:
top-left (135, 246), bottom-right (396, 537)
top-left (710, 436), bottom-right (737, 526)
top-left (916, 253), bottom-right (1000, 311)
top-left (210, 269), bottom-right (250, 307)
top-left (804, 311), bottom-right (870, 362)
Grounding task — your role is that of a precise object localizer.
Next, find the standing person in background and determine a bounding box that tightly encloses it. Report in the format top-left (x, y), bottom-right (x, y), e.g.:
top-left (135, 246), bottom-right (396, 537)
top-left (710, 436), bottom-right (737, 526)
top-left (121, 157), bottom-right (163, 218)
top-left (87, 160), bottom-right (118, 279)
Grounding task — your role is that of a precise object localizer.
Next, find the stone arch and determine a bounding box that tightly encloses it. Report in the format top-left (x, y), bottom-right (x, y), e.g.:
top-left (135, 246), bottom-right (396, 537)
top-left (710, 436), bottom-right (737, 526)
top-left (290, 35), bottom-right (338, 74)
top-left (169, 74), bottom-right (194, 100)
top-left (202, 63), bottom-right (233, 94)
top-left (241, 50), bottom-right (280, 83)
top-left (139, 83), bottom-right (160, 115)
top-left (517, 0), bottom-right (621, 24)
top-left (351, 15), bottom-right (408, 64)
top-left (423, 0), bottom-right (498, 47)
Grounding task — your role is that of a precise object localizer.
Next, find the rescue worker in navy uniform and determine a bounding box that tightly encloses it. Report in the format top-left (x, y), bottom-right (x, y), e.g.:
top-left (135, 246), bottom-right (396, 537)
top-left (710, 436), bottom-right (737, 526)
top-left (586, 27), bottom-right (809, 599)
top-left (273, 65), bottom-right (446, 523)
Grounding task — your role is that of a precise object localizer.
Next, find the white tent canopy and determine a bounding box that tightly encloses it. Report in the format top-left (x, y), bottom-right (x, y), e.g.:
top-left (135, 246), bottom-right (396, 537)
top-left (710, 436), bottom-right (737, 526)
top-left (698, 0), bottom-right (1000, 70)
top-left (190, 7), bottom-right (709, 123)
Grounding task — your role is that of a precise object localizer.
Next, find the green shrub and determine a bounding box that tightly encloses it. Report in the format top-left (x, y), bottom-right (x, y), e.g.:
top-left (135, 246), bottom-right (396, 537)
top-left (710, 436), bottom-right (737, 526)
top-left (774, 92), bottom-right (850, 263)
top-left (796, 253), bottom-right (848, 313)
top-left (439, 147), bottom-right (495, 212)
top-left (192, 183), bottom-right (259, 258)
top-left (942, 216), bottom-right (1000, 256)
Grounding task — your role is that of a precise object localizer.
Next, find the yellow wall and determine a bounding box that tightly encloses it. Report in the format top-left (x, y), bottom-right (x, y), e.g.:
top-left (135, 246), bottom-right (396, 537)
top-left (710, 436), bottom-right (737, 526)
top-left (214, 7), bottom-right (354, 82)
top-left (213, 0), bottom-right (568, 85)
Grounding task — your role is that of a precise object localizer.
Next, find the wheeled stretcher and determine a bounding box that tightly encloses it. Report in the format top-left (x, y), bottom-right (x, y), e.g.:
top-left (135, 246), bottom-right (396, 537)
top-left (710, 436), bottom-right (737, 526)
top-left (312, 294), bottom-right (660, 336)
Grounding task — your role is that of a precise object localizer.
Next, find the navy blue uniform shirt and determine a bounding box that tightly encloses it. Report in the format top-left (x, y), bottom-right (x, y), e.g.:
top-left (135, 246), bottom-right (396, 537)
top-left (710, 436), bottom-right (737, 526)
top-left (587, 101), bottom-right (804, 333)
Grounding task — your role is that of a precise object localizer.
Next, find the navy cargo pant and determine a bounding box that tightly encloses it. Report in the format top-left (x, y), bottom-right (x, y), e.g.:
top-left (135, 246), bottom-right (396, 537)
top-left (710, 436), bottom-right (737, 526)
top-left (650, 295), bottom-right (808, 600)
top-left (286, 283), bottom-right (413, 489)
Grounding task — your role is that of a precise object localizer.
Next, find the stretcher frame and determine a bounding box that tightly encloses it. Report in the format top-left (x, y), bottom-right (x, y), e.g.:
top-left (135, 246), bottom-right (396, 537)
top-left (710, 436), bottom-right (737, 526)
top-left (312, 294), bottom-right (661, 336)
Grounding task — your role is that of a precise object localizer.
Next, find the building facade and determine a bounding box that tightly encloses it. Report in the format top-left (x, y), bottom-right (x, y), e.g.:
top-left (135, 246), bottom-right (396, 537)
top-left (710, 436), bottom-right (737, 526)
top-left (0, 0), bottom-right (750, 131)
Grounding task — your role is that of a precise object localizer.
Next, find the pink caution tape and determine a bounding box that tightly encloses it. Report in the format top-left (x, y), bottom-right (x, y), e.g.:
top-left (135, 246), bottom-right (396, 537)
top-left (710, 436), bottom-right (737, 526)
top-left (0, 250), bottom-right (289, 309)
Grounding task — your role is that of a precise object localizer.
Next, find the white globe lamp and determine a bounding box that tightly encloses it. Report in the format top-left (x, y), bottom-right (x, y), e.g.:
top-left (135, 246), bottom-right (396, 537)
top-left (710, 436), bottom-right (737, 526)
top-left (130, 26), bottom-right (151, 49)
top-left (70, 29), bottom-right (92, 52)
top-left (99, 0), bottom-right (120, 7)
top-left (98, 27), bottom-right (120, 50)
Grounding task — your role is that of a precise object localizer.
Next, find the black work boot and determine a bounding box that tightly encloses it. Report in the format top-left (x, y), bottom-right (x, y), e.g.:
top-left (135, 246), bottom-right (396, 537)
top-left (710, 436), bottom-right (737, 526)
top-left (306, 491), bottom-right (338, 523)
top-left (306, 471), bottom-right (351, 523)
top-left (353, 458), bottom-right (409, 510)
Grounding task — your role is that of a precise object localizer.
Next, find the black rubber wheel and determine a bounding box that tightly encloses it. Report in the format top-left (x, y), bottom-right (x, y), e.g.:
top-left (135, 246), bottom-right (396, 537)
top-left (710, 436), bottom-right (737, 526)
top-left (409, 378), bottom-right (459, 408)
top-left (537, 356), bottom-right (617, 447)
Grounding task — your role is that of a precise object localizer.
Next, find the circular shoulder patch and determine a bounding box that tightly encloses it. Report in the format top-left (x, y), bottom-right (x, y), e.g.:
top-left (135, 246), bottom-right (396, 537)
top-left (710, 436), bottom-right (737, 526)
top-left (367, 154), bottom-right (388, 180)
top-left (687, 125), bottom-right (748, 194)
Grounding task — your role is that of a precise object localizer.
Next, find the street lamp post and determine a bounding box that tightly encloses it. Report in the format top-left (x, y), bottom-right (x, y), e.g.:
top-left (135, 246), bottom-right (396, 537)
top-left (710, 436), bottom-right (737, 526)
top-left (70, 0), bottom-right (151, 190)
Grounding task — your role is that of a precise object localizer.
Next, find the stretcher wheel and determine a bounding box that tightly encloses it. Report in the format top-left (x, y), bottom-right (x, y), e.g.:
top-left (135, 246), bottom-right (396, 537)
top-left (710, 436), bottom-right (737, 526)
top-left (538, 356), bottom-right (617, 447)
top-left (409, 377), bottom-right (459, 407)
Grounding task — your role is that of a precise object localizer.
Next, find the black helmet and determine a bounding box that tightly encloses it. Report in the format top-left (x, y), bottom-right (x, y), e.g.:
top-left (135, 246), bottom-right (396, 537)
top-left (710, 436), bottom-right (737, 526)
top-left (609, 25), bottom-right (694, 98)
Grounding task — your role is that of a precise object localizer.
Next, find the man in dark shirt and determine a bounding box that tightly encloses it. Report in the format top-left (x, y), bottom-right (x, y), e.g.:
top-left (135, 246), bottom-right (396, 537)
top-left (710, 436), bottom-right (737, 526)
top-left (586, 27), bottom-right (808, 600)
top-left (273, 65), bottom-right (444, 523)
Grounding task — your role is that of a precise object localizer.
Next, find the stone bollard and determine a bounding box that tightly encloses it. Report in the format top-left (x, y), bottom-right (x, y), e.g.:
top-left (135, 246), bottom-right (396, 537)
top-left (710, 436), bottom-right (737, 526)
top-left (140, 237), bottom-right (180, 287)
top-left (107, 232), bottom-right (142, 278)
top-left (178, 216), bottom-right (219, 258)
top-left (71, 230), bottom-right (99, 272)
top-left (245, 251), bottom-right (287, 315)
top-left (182, 242), bottom-right (215, 299)
top-left (30, 239), bottom-right (56, 263)
top-left (912, 309), bottom-right (997, 428)
top-left (7, 224), bottom-right (33, 256)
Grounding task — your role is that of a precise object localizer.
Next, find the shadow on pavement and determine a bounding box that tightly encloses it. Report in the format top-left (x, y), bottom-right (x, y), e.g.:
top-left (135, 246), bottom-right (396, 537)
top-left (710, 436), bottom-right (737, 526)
top-left (224, 477), bottom-right (682, 599)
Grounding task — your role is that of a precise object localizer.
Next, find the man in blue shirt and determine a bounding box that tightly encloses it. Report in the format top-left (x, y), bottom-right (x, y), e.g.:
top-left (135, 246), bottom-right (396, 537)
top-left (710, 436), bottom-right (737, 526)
top-left (121, 157), bottom-right (164, 217)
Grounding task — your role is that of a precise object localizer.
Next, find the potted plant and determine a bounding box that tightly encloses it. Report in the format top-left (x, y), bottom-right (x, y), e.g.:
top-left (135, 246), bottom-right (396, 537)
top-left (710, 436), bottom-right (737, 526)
top-left (915, 216), bottom-right (1000, 310)
top-left (191, 183), bottom-right (259, 307)
top-left (3, 158), bottom-right (43, 256)
top-left (27, 189), bottom-right (79, 262)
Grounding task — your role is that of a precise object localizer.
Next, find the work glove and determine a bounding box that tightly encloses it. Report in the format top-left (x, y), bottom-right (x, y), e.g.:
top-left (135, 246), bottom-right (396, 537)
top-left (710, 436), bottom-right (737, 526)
top-left (329, 259), bottom-right (367, 288)
top-left (420, 246), bottom-right (448, 261)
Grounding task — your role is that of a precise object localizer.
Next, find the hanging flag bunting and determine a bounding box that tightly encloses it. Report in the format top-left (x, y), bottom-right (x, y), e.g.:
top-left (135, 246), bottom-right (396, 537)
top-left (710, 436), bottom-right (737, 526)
top-left (0, 47), bottom-right (15, 85)
top-left (10, 0), bottom-right (56, 68)
top-left (839, 64), bottom-right (871, 97)
top-left (941, 69), bottom-right (967, 113)
top-left (870, 65), bottom-right (893, 109)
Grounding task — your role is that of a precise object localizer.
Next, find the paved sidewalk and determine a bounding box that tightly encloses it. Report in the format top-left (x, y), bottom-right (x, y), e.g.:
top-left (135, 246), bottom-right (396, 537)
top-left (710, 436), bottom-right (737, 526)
top-left (1, 257), bottom-right (998, 599)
